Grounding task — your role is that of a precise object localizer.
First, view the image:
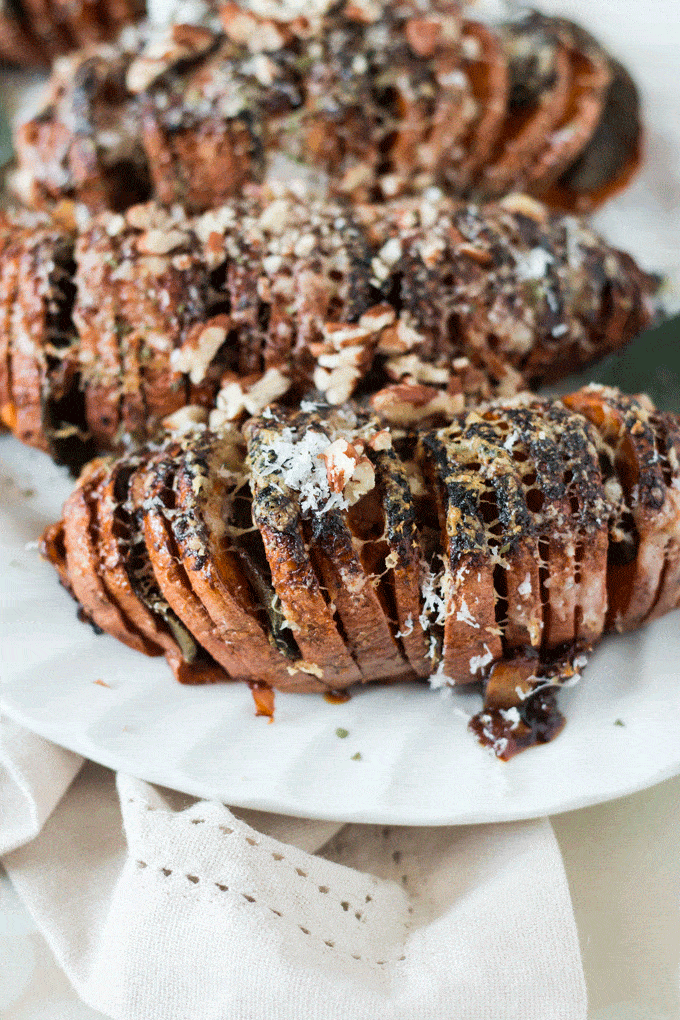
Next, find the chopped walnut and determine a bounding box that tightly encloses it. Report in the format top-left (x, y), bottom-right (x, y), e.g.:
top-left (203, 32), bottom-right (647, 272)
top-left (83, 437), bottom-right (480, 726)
top-left (344, 0), bottom-right (381, 24)
top-left (170, 316), bottom-right (230, 384)
top-left (219, 4), bottom-right (288, 52)
top-left (499, 193), bottom-right (549, 223)
top-left (377, 315), bottom-right (425, 354)
top-left (313, 349), bottom-right (363, 406)
top-left (385, 354), bottom-right (451, 385)
top-left (367, 429), bottom-right (392, 451)
top-left (405, 17), bottom-right (443, 57)
top-left (320, 437), bottom-right (375, 504)
top-left (136, 229), bottom-right (191, 256)
top-left (126, 24), bottom-right (216, 94)
top-left (214, 366), bottom-right (291, 419)
top-left (370, 383), bottom-right (465, 425)
top-left (162, 405), bottom-right (209, 433)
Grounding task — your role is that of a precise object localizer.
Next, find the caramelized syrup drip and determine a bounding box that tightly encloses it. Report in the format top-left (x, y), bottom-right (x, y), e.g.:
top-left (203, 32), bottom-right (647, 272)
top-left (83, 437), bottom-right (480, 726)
top-left (249, 681), bottom-right (275, 720)
top-left (323, 690), bottom-right (352, 704)
top-left (469, 690), bottom-right (565, 760)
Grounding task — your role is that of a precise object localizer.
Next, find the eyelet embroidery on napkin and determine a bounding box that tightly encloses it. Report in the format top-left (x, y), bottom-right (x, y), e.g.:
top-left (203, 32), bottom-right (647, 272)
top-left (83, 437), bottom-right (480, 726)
top-left (128, 796), bottom-right (383, 920)
top-left (131, 855), bottom-right (407, 965)
top-left (127, 795), bottom-right (409, 966)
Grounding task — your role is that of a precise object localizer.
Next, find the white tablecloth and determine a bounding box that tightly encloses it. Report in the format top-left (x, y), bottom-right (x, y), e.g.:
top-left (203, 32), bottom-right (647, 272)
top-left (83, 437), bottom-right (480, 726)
top-left (2, 771), bottom-right (680, 1020)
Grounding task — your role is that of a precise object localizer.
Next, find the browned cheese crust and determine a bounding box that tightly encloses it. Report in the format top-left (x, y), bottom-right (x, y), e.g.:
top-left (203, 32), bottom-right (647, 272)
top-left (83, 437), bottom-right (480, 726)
top-left (563, 386), bottom-right (680, 632)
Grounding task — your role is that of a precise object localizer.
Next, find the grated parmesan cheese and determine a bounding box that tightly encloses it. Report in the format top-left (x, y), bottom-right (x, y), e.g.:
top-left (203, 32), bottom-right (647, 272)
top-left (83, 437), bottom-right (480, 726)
top-left (259, 423), bottom-right (374, 515)
top-left (419, 559), bottom-right (447, 632)
top-left (455, 596), bottom-right (480, 629)
top-left (469, 643), bottom-right (494, 676)
top-left (395, 614), bottom-right (414, 639)
top-left (515, 247), bottom-right (553, 281)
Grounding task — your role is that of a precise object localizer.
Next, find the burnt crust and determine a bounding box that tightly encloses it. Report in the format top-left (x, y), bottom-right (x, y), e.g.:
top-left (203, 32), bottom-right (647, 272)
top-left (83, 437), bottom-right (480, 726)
top-left (12, 3), bottom-right (641, 212)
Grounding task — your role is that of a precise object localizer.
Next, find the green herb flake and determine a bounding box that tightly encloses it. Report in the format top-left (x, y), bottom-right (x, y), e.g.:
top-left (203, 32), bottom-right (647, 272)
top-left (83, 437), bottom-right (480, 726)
top-left (351, 752), bottom-right (362, 761)
top-left (614, 718), bottom-right (625, 727)
top-left (335, 727), bottom-right (349, 739)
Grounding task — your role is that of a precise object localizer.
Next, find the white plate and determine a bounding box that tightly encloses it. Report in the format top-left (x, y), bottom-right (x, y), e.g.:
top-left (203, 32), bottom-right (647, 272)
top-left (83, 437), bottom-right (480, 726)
top-left (2, 0), bottom-right (680, 824)
top-left (1, 434), bottom-right (680, 824)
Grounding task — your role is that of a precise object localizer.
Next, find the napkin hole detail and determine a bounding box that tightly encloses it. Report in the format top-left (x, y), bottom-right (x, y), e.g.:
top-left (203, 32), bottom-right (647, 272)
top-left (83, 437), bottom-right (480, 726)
top-left (144, 864), bottom-right (404, 967)
top-left (124, 801), bottom-right (379, 932)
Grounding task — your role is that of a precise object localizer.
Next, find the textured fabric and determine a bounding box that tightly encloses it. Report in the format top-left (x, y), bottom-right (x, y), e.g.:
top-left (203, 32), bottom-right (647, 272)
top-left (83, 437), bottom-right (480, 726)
top-left (0, 717), bottom-right (83, 855)
top-left (0, 718), bottom-right (587, 1019)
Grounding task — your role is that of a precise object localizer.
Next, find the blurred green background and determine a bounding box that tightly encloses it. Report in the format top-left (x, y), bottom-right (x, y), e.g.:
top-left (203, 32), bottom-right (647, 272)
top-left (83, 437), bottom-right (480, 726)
top-left (561, 314), bottom-right (680, 412)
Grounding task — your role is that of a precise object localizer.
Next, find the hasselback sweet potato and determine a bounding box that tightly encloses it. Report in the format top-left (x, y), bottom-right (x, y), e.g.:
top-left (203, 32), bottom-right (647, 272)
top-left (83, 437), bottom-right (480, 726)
top-left (13, 2), bottom-right (640, 213)
top-left (0, 190), bottom-right (656, 461)
top-left (43, 385), bottom-right (680, 756)
top-left (0, 0), bottom-right (143, 65)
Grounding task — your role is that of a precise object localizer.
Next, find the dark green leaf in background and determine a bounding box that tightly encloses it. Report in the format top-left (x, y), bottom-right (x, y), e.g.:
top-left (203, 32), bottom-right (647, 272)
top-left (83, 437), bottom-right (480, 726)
top-left (550, 315), bottom-right (680, 412)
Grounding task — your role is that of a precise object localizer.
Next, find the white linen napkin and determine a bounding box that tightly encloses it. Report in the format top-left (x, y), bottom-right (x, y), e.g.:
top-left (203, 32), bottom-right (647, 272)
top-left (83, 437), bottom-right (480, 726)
top-left (0, 715), bottom-right (587, 1020)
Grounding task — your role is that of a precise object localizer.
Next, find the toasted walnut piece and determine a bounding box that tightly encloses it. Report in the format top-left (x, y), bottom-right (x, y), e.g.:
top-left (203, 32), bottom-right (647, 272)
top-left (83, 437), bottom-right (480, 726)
top-left (499, 191), bottom-right (550, 222)
top-left (377, 316), bottom-right (426, 355)
top-left (313, 359), bottom-right (362, 406)
top-left (320, 437), bottom-right (375, 504)
top-left (406, 17), bottom-right (443, 57)
top-left (321, 322), bottom-right (374, 347)
top-left (359, 304), bottom-right (396, 332)
top-left (170, 316), bottom-right (230, 385)
top-left (136, 229), bottom-right (192, 256)
top-left (162, 405), bottom-right (209, 433)
top-left (344, 0), bottom-right (381, 24)
top-left (385, 354), bottom-right (452, 385)
top-left (126, 24), bottom-right (216, 94)
top-left (344, 457), bottom-right (376, 505)
top-left (125, 204), bottom-right (170, 231)
top-left (214, 367), bottom-right (291, 420)
top-left (367, 429), bottom-right (392, 451)
top-left (219, 3), bottom-right (288, 51)
top-left (370, 383), bottom-right (465, 425)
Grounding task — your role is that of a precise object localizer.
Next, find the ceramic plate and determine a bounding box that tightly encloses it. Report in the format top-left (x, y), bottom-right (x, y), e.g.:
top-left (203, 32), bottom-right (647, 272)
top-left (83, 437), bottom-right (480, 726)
top-left (2, 0), bottom-right (680, 823)
top-left (1, 435), bottom-right (679, 824)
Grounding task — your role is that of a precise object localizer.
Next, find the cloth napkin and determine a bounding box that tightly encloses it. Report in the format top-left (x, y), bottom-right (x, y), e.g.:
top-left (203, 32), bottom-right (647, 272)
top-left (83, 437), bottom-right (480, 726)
top-left (0, 715), bottom-right (587, 1020)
